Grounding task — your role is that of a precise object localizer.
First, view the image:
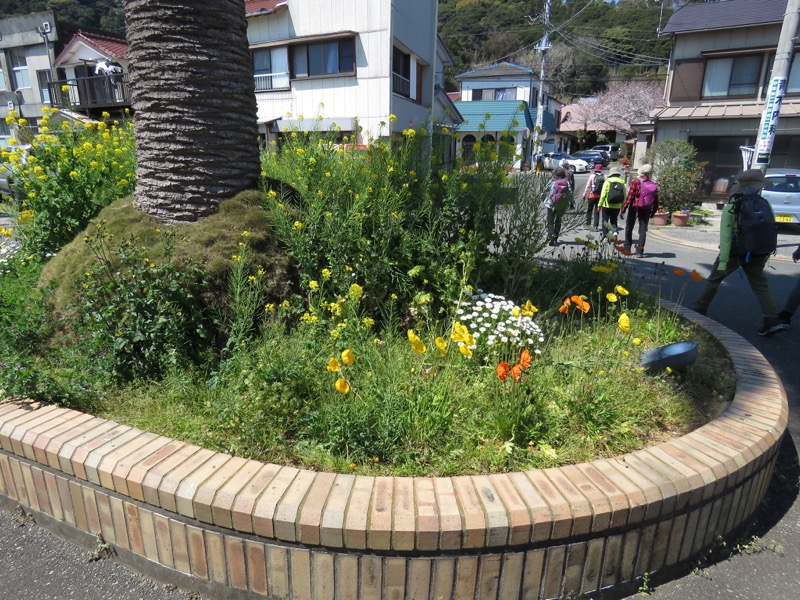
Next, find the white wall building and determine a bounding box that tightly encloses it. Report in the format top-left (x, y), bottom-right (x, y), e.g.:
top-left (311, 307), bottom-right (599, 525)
top-left (245, 0), bottom-right (458, 143)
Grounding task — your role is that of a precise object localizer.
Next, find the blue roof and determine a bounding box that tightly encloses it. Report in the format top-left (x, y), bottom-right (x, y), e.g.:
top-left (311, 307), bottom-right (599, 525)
top-left (453, 100), bottom-right (556, 134)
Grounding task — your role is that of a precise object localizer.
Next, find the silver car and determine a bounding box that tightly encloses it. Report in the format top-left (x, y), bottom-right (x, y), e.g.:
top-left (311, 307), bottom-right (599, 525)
top-left (762, 168), bottom-right (800, 225)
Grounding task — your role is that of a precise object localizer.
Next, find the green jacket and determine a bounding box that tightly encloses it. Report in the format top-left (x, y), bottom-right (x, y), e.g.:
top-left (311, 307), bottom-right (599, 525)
top-left (598, 175), bottom-right (626, 208)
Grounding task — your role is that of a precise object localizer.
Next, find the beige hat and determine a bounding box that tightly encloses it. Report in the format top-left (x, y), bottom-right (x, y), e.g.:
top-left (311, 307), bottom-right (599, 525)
top-left (639, 164), bottom-right (653, 175)
top-left (609, 170), bottom-right (622, 178)
top-left (730, 168), bottom-right (765, 195)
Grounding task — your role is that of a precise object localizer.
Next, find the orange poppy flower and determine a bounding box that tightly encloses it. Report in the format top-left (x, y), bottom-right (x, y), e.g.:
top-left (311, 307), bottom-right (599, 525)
top-left (559, 304), bottom-right (569, 314)
top-left (671, 268), bottom-right (686, 276)
top-left (690, 269), bottom-right (703, 281)
top-left (511, 364), bottom-right (522, 382)
top-left (519, 349), bottom-right (532, 369)
top-left (496, 361), bottom-right (510, 382)
top-left (570, 295), bottom-right (591, 314)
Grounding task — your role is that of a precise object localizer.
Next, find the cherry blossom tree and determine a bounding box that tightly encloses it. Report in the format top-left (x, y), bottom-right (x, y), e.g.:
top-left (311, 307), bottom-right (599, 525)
top-left (589, 80), bottom-right (665, 137)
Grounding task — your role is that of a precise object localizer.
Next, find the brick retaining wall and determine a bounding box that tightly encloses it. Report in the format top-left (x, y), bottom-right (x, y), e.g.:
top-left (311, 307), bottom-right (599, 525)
top-left (0, 306), bottom-right (787, 599)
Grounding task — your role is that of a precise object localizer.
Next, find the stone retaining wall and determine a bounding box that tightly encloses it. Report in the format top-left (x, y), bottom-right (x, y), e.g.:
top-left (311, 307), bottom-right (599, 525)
top-left (0, 307), bottom-right (787, 599)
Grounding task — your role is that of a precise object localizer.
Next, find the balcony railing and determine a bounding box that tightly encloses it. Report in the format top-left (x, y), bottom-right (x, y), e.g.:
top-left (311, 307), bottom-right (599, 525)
top-left (392, 72), bottom-right (410, 97)
top-left (47, 74), bottom-right (132, 110)
top-left (254, 72), bottom-right (290, 92)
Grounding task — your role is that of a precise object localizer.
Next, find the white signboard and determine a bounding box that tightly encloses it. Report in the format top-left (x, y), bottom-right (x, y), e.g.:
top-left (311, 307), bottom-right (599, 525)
top-left (755, 76), bottom-right (787, 165)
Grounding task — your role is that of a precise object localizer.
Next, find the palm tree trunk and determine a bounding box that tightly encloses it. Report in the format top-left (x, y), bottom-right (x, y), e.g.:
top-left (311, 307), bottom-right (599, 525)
top-left (124, 0), bottom-right (260, 222)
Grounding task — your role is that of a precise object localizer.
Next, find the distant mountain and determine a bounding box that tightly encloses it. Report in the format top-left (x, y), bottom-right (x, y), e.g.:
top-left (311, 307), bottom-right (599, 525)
top-left (438, 0), bottom-right (672, 99)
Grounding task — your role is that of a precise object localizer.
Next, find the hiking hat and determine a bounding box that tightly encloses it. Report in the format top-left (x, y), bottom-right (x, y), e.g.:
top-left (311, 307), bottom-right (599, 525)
top-left (639, 164), bottom-right (653, 175)
top-left (593, 164), bottom-right (603, 173)
top-left (609, 169), bottom-right (622, 178)
top-left (730, 168), bottom-right (766, 195)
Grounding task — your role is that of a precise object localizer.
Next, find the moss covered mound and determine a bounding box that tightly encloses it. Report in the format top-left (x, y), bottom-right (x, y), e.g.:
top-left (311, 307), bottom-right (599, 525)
top-left (40, 190), bottom-right (298, 322)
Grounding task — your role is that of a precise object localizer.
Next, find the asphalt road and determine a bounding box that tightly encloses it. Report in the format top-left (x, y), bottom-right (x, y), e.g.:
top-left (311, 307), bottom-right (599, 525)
top-left (1, 174), bottom-right (799, 599)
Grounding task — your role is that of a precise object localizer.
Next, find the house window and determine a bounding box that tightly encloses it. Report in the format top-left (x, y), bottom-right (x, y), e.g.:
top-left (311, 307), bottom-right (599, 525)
top-left (762, 54), bottom-right (800, 95)
top-left (8, 49), bottom-right (30, 90)
top-left (0, 66), bottom-right (5, 91)
top-left (37, 70), bottom-right (52, 103)
top-left (291, 38), bottom-right (355, 79)
top-left (702, 55), bottom-right (761, 97)
top-left (253, 47), bottom-right (290, 91)
top-left (494, 88), bottom-right (516, 100)
top-left (462, 134), bottom-right (476, 161)
top-left (392, 46), bottom-right (411, 97)
top-left (472, 89), bottom-right (484, 101)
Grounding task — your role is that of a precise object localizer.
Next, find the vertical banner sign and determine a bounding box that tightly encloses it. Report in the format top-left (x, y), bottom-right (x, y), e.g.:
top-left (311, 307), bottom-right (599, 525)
top-left (755, 76), bottom-right (787, 164)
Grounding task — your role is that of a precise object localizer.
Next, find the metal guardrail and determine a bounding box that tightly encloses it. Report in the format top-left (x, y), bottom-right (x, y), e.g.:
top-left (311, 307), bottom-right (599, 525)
top-left (46, 74), bottom-right (132, 110)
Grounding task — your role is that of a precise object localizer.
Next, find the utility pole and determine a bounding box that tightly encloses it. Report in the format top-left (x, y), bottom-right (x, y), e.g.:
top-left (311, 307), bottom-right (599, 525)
top-left (534, 0), bottom-right (551, 160)
top-left (754, 0), bottom-right (800, 172)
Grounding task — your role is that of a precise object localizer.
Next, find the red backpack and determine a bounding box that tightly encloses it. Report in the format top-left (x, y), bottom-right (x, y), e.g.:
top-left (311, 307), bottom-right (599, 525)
top-left (636, 178), bottom-right (658, 208)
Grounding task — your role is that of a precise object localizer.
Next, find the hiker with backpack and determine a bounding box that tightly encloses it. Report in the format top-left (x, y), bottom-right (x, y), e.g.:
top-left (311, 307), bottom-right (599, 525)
top-left (582, 163), bottom-right (604, 230)
top-left (545, 167), bottom-right (572, 246)
top-left (621, 163), bottom-right (659, 258)
top-left (692, 169), bottom-right (788, 336)
top-left (598, 169), bottom-right (627, 239)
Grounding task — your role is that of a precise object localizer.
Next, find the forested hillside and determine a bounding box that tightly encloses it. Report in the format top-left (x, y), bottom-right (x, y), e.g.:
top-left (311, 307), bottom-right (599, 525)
top-left (438, 0), bottom-right (675, 99)
top-left (0, 0), bottom-right (124, 34)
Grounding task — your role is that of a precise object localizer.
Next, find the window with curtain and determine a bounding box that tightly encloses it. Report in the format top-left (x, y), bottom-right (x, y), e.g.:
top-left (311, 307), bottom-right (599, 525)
top-left (291, 38), bottom-right (355, 79)
top-left (702, 55), bottom-right (762, 97)
top-left (253, 48), bottom-right (290, 91)
top-left (762, 53), bottom-right (800, 95)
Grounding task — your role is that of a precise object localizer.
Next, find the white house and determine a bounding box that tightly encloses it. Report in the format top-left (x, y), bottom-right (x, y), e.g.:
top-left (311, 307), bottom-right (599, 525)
top-left (51, 30), bottom-right (130, 116)
top-left (245, 0), bottom-right (460, 143)
top-left (452, 61), bottom-right (561, 170)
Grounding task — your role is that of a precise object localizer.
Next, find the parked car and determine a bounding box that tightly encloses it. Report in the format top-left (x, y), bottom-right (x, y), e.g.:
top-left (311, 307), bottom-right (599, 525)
top-left (591, 144), bottom-right (620, 161)
top-left (541, 152), bottom-right (591, 173)
top-left (572, 150), bottom-right (609, 167)
top-left (761, 168), bottom-right (800, 225)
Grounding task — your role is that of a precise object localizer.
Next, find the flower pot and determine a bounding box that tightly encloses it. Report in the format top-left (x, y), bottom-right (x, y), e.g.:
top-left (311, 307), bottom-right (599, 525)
top-left (650, 212), bottom-right (670, 226)
top-left (671, 212), bottom-right (690, 227)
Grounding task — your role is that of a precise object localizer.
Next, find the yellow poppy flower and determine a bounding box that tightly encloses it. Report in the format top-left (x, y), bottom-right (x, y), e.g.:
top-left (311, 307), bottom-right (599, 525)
top-left (335, 377), bottom-right (350, 394)
top-left (618, 313), bottom-right (631, 332)
top-left (327, 357), bottom-right (341, 372)
top-left (341, 349), bottom-right (355, 365)
top-left (459, 344), bottom-right (473, 358)
top-left (521, 299), bottom-right (538, 316)
top-left (435, 337), bottom-right (448, 356)
top-left (615, 285), bottom-right (629, 296)
top-left (407, 329), bottom-right (427, 354)
top-left (606, 293), bottom-right (618, 303)
top-left (632, 338), bottom-right (642, 345)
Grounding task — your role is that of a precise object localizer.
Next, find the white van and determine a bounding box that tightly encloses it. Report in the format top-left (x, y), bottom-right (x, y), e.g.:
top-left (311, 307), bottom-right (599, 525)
top-left (591, 144), bottom-right (620, 161)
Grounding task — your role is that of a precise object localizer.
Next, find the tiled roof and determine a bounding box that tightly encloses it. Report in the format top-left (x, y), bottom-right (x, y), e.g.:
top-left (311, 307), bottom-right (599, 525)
top-left (447, 91), bottom-right (461, 103)
top-left (245, 0), bottom-right (287, 15)
top-left (71, 30), bottom-right (128, 60)
top-left (654, 98), bottom-right (800, 120)
top-left (662, 0), bottom-right (786, 34)
top-left (456, 61), bottom-right (535, 80)
top-left (453, 100), bottom-right (556, 134)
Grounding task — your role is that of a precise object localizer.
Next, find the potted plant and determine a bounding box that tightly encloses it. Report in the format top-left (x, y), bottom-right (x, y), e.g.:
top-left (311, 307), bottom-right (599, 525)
top-left (646, 140), bottom-right (704, 225)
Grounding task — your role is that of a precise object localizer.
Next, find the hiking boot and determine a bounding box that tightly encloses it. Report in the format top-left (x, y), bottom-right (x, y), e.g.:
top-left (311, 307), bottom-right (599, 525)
top-left (778, 310), bottom-right (793, 328)
top-left (757, 317), bottom-right (789, 336)
top-left (548, 239), bottom-right (559, 247)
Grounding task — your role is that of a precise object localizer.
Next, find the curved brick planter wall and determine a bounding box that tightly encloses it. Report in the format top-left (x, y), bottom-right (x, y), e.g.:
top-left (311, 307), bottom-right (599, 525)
top-left (0, 306), bottom-right (787, 599)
